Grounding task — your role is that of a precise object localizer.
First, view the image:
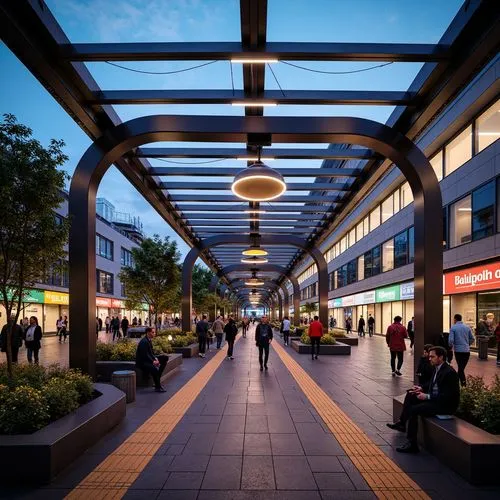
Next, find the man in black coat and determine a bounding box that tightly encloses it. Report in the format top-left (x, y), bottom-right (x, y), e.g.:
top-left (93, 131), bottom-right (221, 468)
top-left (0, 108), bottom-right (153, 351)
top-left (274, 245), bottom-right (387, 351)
top-left (121, 316), bottom-right (129, 338)
top-left (196, 315), bottom-right (209, 358)
top-left (255, 315), bottom-right (273, 371)
top-left (387, 345), bottom-right (460, 453)
top-left (135, 327), bottom-right (168, 392)
top-left (0, 315), bottom-right (23, 363)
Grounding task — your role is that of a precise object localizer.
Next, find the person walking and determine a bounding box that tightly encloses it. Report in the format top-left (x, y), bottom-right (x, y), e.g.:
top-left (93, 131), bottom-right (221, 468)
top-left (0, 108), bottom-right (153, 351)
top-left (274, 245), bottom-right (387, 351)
top-left (212, 316), bottom-right (225, 349)
top-left (387, 346), bottom-right (460, 454)
top-left (1, 315), bottom-right (24, 363)
top-left (281, 316), bottom-right (291, 346)
top-left (224, 317), bottom-right (238, 360)
top-left (329, 316), bottom-right (334, 329)
top-left (57, 316), bottom-right (68, 343)
top-left (135, 327), bottom-right (168, 392)
top-left (345, 316), bottom-right (352, 335)
top-left (196, 314), bottom-right (209, 358)
top-left (24, 316), bottom-right (43, 364)
top-left (386, 315), bottom-right (408, 376)
top-left (407, 317), bottom-right (415, 352)
top-left (255, 315), bottom-right (273, 371)
top-left (308, 315), bottom-right (323, 360)
top-left (448, 313), bottom-right (475, 387)
top-left (367, 314), bottom-right (375, 337)
top-left (242, 317), bottom-right (248, 338)
top-left (358, 315), bottom-right (365, 337)
top-left (121, 316), bottom-right (129, 338)
top-left (96, 317), bottom-right (100, 336)
top-left (105, 316), bottom-right (110, 333)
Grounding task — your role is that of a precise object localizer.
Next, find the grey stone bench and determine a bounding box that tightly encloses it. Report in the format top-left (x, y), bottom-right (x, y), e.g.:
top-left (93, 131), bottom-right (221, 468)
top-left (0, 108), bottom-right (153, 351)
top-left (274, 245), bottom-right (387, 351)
top-left (393, 395), bottom-right (500, 485)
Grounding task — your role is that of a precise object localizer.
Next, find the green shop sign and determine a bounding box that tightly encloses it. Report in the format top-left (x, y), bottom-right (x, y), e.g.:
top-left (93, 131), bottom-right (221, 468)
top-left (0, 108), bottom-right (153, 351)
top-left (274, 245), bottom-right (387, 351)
top-left (6, 288), bottom-right (45, 303)
top-left (375, 285), bottom-right (400, 303)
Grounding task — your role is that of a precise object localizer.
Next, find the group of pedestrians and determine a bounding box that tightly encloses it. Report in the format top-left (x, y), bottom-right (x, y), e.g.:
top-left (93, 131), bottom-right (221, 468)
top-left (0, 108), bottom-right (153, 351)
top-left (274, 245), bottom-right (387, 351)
top-left (196, 315), bottom-right (239, 359)
top-left (0, 314), bottom-right (43, 364)
top-left (97, 316), bottom-right (129, 340)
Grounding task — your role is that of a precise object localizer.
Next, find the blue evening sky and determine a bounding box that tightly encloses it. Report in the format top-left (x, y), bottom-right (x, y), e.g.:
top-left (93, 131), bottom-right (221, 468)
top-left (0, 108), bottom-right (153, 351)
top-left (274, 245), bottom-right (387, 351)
top-left (0, 0), bottom-right (463, 256)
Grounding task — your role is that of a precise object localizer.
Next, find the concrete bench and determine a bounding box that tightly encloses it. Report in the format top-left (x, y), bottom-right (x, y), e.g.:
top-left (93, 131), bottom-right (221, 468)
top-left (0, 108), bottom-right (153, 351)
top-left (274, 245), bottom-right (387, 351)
top-left (393, 395), bottom-right (500, 485)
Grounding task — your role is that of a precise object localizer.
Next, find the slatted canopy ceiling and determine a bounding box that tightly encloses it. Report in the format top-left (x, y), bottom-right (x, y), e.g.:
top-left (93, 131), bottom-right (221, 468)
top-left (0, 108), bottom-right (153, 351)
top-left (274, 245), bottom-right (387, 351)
top-left (1, 0), bottom-right (498, 302)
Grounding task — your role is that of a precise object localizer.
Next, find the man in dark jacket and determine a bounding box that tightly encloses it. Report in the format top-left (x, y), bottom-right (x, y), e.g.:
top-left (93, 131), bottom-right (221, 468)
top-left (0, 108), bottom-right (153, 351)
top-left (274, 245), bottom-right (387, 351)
top-left (23, 316), bottom-right (43, 364)
top-left (121, 316), bottom-right (129, 338)
top-left (224, 317), bottom-right (238, 360)
top-left (196, 315), bottom-right (209, 358)
top-left (0, 315), bottom-right (23, 363)
top-left (135, 327), bottom-right (168, 392)
top-left (387, 345), bottom-right (460, 453)
top-left (357, 316), bottom-right (365, 337)
top-left (367, 315), bottom-right (375, 337)
top-left (255, 315), bottom-right (273, 371)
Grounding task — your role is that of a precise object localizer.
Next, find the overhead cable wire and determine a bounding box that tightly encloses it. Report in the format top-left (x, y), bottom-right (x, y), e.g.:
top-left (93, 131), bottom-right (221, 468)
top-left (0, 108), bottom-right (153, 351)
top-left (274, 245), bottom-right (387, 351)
top-left (280, 60), bottom-right (394, 74)
top-left (267, 63), bottom-right (286, 97)
top-left (229, 61), bottom-right (235, 96)
top-left (104, 60), bottom-right (219, 75)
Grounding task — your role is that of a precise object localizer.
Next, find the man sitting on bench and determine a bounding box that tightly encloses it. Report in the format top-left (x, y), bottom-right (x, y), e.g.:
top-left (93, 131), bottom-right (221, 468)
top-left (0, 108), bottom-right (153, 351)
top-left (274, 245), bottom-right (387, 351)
top-left (136, 326), bottom-right (168, 393)
top-left (387, 345), bottom-right (460, 453)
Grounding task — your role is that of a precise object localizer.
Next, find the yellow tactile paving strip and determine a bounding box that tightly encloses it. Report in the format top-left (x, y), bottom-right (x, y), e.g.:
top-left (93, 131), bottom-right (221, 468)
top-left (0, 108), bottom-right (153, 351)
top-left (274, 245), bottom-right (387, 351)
top-left (272, 341), bottom-right (430, 499)
top-left (65, 342), bottom-right (234, 500)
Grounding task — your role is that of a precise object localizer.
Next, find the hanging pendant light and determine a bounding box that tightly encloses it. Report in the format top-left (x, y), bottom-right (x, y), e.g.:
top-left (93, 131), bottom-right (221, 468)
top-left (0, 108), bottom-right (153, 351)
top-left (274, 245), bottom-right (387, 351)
top-left (241, 255), bottom-right (268, 264)
top-left (245, 271), bottom-right (265, 286)
top-left (242, 233), bottom-right (268, 257)
top-left (231, 147), bottom-right (286, 201)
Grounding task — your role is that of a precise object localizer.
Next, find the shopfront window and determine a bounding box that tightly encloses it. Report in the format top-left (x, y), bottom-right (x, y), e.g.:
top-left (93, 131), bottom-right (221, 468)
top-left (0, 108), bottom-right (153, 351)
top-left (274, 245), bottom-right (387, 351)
top-left (472, 181), bottom-right (495, 240)
top-left (394, 230), bottom-right (408, 268)
top-left (430, 150), bottom-right (443, 181)
top-left (477, 291), bottom-right (500, 335)
top-left (372, 246), bottom-right (381, 276)
top-left (450, 293), bottom-right (476, 332)
top-left (445, 126), bottom-right (472, 176)
top-left (370, 206), bottom-right (380, 231)
top-left (449, 195), bottom-right (472, 247)
top-left (382, 239), bottom-right (394, 272)
top-left (476, 99), bottom-right (500, 153)
top-left (358, 255), bottom-right (364, 281)
top-left (381, 195), bottom-right (394, 223)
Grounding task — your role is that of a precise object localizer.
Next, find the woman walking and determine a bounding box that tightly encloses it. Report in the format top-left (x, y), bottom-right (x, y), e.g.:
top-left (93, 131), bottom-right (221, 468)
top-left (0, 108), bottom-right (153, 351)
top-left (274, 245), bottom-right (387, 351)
top-left (24, 316), bottom-right (43, 364)
top-left (57, 315), bottom-right (67, 342)
top-left (224, 317), bottom-right (238, 360)
top-left (212, 315), bottom-right (225, 349)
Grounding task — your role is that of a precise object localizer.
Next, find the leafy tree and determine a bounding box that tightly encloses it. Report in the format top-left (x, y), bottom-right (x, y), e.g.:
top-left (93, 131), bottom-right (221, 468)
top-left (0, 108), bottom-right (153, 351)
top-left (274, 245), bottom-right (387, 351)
top-left (119, 235), bottom-right (181, 325)
top-left (192, 264), bottom-right (215, 314)
top-left (0, 114), bottom-right (69, 376)
top-left (302, 301), bottom-right (318, 320)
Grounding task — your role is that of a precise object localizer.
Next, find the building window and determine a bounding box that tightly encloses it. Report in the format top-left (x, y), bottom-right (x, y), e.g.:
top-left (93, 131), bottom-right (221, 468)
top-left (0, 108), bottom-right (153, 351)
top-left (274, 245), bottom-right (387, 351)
top-left (408, 226), bottom-right (415, 263)
top-left (338, 265), bottom-right (347, 288)
top-left (476, 99), bottom-right (499, 153)
top-left (333, 270), bottom-right (338, 290)
top-left (372, 246), bottom-right (381, 276)
top-left (393, 188), bottom-right (400, 213)
top-left (401, 182), bottom-right (413, 208)
top-left (363, 216), bottom-right (369, 235)
top-left (381, 195), bottom-right (394, 223)
top-left (340, 236), bottom-right (347, 254)
top-left (356, 221), bottom-right (364, 241)
top-left (347, 260), bottom-right (357, 285)
top-left (472, 180), bottom-right (495, 241)
top-left (394, 230), bottom-right (408, 268)
top-left (382, 239), bottom-right (394, 272)
top-left (369, 206), bottom-right (380, 231)
top-left (364, 250), bottom-right (372, 279)
top-left (445, 126), bottom-right (472, 176)
top-left (349, 228), bottom-right (356, 247)
top-left (442, 208), bottom-right (448, 250)
top-left (120, 247), bottom-right (134, 267)
top-left (96, 234), bottom-right (113, 260)
top-left (357, 255), bottom-right (364, 281)
top-left (121, 283), bottom-right (126, 297)
top-left (449, 195), bottom-right (472, 247)
top-left (329, 272), bottom-right (335, 291)
top-left (430, 150), bottom-right (443, 181)
top-left (97, 270), bottom-right (113, 294)
top-left (44, 259), bottom-right (69, 287)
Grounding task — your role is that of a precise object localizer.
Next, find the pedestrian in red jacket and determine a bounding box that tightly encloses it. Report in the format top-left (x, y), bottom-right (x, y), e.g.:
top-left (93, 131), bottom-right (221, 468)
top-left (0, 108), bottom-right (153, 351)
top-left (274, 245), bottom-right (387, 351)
top-left (308, 315), bottom-right (323, 360)
top-left (386, 316), bottom-right (408, 377)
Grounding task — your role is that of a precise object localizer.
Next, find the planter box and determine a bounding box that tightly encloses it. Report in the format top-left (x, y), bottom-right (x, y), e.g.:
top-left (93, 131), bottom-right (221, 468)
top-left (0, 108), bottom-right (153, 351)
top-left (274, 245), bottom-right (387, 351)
top-left (291, 340), bottom-right (351, 355)
top-left (0, 383), bottom-right (125, 485)
top-left (96, 353), bottom-right (183, 386)
top-left (332, 336), bottom-right (358, 346)
top-left (173, 342), bottom-right (199, 358)
top-left (393, 395), bottom-right (500, 485)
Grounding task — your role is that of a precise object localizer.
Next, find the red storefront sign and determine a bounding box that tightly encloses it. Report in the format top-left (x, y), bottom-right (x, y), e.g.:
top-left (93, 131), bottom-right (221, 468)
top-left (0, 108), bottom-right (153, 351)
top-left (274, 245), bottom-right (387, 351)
top-left (111, 299), bottom-right (124, 308)
top-left (96, 297), bottom-right (112, 308)
top-left (444, 261), bottom-right (500, 294)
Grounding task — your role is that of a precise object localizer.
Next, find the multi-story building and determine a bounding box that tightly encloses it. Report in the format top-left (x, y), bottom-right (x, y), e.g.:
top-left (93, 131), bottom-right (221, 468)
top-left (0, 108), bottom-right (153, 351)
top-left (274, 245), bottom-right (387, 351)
top-left (0, 195), bottom-right (147, 333)
top-left (291, 54), bottom-right (499, 338)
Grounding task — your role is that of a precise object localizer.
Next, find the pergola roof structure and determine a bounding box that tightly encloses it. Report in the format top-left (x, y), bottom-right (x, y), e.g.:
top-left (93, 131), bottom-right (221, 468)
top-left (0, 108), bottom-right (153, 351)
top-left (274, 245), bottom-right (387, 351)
top-left (1, 0), bottom-right (499, 311)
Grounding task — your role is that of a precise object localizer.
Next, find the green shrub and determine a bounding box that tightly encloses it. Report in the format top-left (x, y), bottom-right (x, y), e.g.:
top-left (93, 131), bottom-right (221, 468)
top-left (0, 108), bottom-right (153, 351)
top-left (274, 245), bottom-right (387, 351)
top-left (329, 328), bottom-right (347, 337)
top-left (157, 327), bottom-right (183, 337)
top-left (457, 375), bottom-right (486, 425)
top-left (300, 332), bottom-right (336, 345)
top-left (170, 334), bottom-right (197, 348)
top-left (152, 336), bottom-right (173, 355)
top-left (0, 385), bottom-right (50, 434)
top-left (110, 339), bottom-right (137, 361)
top-left (96, 341), bottom-right (115, 361)
top-left (61, 370), bottom-right (93, 404)
top-left (42, 378), bottom-right (79, 420)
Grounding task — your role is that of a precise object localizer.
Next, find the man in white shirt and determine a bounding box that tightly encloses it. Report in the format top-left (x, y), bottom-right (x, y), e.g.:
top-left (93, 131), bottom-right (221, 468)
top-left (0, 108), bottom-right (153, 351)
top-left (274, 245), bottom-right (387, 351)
top-left (281, 316), bottom-right (291, 346)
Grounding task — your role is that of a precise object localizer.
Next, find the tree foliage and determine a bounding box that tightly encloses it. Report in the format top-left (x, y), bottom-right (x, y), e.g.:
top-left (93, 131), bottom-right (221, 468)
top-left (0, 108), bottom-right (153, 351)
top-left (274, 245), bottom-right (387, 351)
top-left (0, 114), bottom-right (69, 375)
top-left (192, 264), bottom-right (215, 313)
top-left (302, 301), bottom-right (318, 318)
top-left (119, 235), bottom-right (181, 323)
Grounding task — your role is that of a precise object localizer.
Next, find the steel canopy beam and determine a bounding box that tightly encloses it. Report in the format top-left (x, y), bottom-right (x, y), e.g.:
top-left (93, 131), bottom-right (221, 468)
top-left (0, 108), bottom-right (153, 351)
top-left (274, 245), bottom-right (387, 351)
top-left (61, 41), bottom-right (450, 62)
top-left (170, 194), bottom-right (339, 203)
top-left (178, 204), bottom-right (336, 212)
top-left (150, 167), bottom-right (360, 177)
top-left (137, 147), bottom-right (374, 160)
top-left (91, 89), bottom-right (415, 106)
top-left (161, 182), bottom-right (349, 191)
top-left (184, 213), bottom-right (326, 220)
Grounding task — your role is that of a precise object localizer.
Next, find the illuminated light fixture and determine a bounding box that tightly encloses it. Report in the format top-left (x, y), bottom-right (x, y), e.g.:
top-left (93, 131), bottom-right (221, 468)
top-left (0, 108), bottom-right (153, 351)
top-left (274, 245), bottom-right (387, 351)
top-left (231, 102), bottom-right (277, 107)
top-left (245, 271), bottom-right (265, 286)
top-left (242, 247), bottom-right (268, 256)
top-left (230, 58), bottom-right (279, 64)
top-left (232, 150), bottom-right (287, 202)
top-left (244, 209), bottom-right (266, 214)
top-left (458, 207), bottom-right (472, 212)
top-left (241, 255), bottom-right (268, 264)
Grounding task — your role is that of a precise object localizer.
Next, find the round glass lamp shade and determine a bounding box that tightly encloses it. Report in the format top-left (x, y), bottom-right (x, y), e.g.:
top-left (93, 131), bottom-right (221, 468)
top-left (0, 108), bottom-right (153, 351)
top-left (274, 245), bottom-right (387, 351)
top-left (231, 161), bottom-right (286, 201)
top-left (245, 278), bottom-right (265, 286)
top-left (242, 246), bottom-right (268, 256)
top-left (241, 256), bottom-right (268, 264)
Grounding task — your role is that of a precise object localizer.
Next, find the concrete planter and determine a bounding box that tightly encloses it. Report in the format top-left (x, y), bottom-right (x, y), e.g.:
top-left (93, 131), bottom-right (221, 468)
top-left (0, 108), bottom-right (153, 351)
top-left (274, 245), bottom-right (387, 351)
top-left (393, 395), bottom-right (500, 485)
top-left (173, 342), bottom-right (199, 358)
top-left (0, 383), bottom-right (125, 485)
top-left (332, 336), bottom-right (359, 346)
top-left (291, 340), bottom-right (351, 355)
top-left (96, 353), bottom-right (183, 385)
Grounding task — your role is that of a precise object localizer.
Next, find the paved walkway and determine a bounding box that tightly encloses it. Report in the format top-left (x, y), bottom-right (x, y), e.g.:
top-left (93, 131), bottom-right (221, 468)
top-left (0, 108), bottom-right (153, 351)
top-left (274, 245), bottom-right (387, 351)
top-left (2, 327), bottom-right (499, 499)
